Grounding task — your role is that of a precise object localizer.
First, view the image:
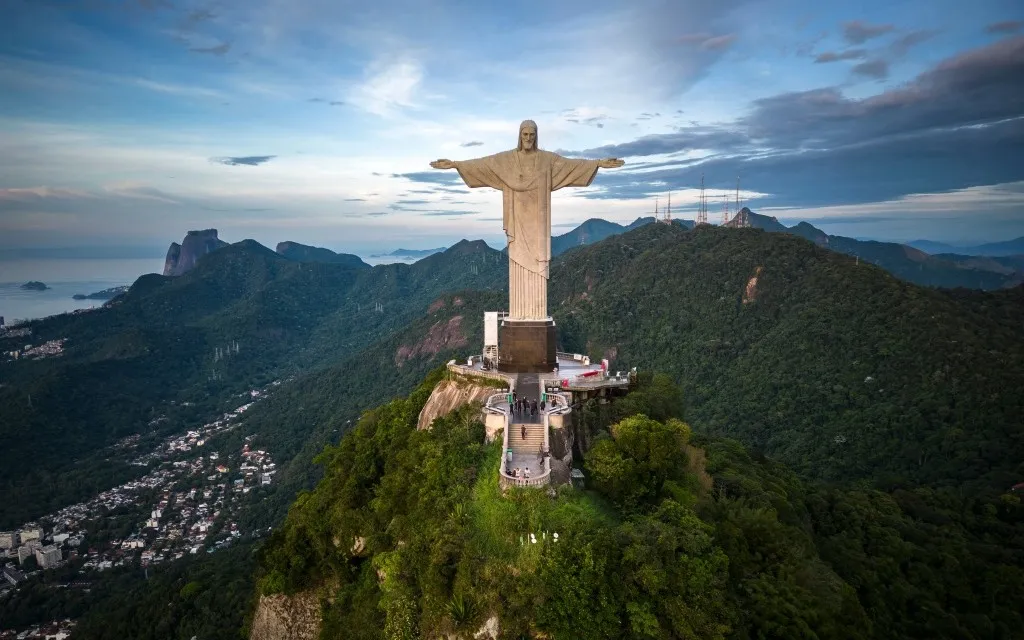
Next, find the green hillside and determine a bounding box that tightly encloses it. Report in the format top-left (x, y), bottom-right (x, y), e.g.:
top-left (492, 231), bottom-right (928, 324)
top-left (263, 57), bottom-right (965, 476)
top-left (0, 239), bottom-right (506, 528)
top-left (549, 223), bottom-right (1024, 491)
top-left (4, 221), bottom-right (1024, 638)
top-left (248, 373), bottom-right (1023, 640)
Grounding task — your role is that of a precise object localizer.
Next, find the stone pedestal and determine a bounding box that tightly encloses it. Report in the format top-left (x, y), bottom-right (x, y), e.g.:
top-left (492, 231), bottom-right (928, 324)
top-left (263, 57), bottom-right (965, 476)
top-left (498, 318), bottom-right (556, 373)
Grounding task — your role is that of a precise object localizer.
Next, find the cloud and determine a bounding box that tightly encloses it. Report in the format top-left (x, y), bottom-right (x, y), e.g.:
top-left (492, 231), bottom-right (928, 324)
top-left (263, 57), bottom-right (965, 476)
top-left (986, 21), bottom-right (1023, 35)
top-left (699, 34), bottom-right (738, 51)
top-left (557, 36), bottom-right (1024, 209)
top-left (210, 155), bottom-right (276, 166)
top-left (842, 20), bottom-right (895, 44)
top-left (190, 41), bottom-right (231, 56)
top-left (851, 59), bottom-right (889, 80)
top-left (308, 98), bottom-right (345, 106)
top-left (181, 8), bottom-right (216, 30)
top-left (0, 187), bottom-right (94, 203)
top-left (344, 197), bottom-right (366, 201)
top-left (391, 171), bottom-right (465, 186)
top-left (460, 141), bottom-right (484, 147)
top-left (348, 59), bottom-right (423, 116)
top-left (889, 29), bottom-right (938, 56)
top-left (103, 184), bottom-right (183, 204)
top-left (814, 49), bottom-right (866, 63)
top-left (560, 126), bottom-right (749, 158)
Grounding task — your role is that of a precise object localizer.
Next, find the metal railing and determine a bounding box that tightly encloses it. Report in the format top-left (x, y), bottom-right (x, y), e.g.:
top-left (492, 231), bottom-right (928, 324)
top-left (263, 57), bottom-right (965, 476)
top-left (500, 462), bottom-right (551, 489)
top-left (447, 361), bottom-right (511, 386)
top-left (496, 379), bottom-right (552, 489)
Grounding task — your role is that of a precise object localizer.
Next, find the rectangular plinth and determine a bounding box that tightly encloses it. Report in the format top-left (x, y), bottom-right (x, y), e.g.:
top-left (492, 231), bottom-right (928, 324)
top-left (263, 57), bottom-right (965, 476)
top-left (498, 319), bottom-right (557, 373)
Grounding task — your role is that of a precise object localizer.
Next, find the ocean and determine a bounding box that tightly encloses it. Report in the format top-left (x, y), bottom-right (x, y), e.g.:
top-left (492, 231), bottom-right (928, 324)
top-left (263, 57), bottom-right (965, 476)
top-left (0, 255), bottom-right (422, 324)
top-left (0, 258), bottom-right (165, 324)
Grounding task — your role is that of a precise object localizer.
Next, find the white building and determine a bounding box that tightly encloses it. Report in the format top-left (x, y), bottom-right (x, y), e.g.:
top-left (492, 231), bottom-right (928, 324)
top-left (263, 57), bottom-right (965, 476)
top-left (35, 544), bottom-right (62, 569)
top-left (0, 531), bottom-right (18, 549)
top-left (18, 540), bottom-right (42, 564)
top-left (19, 525), bottom-right (43, 542)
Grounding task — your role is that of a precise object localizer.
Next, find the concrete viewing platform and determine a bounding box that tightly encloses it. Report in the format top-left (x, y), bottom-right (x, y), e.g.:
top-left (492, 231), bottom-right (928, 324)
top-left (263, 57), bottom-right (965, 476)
top-left (449, 349), bottom-right (634, 491)
top-left (449, 351), bottom-right (632, 394)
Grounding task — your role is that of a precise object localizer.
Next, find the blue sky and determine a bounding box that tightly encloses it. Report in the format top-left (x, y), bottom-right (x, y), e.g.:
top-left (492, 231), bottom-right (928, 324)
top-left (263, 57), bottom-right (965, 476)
top-left (0, 0), bottom-right (1022, 256)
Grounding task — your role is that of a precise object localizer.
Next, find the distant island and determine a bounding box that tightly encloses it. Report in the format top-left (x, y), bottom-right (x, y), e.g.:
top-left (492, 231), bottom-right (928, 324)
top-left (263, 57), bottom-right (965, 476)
top-left (370, 247), bottom-right (447, 259)
top-left (20, 281), bottom-right (49, 291)
top-left (72, 285), bottom-right (129, 301)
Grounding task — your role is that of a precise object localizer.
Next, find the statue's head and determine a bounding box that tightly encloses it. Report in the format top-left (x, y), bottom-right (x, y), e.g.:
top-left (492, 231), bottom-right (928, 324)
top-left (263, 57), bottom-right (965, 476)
top-left (518, 120), bottom-right (537, 152)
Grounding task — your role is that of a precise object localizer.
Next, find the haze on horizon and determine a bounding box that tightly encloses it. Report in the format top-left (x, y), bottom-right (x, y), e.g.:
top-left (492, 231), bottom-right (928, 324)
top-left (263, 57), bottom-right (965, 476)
top-left (1, 0), bottom-right (1022, 257)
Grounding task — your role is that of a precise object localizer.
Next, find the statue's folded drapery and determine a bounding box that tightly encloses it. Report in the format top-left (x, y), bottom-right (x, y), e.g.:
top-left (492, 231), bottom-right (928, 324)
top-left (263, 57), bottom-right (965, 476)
top-left (455, 150), bottom-right (599, 319)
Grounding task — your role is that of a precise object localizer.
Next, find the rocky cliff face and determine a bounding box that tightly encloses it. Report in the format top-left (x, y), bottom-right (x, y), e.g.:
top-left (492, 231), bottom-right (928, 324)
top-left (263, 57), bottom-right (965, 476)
top-left (417, 378), bottom-right (495, 431)
top-left (249, 591), bottom-right (321, 640)
top-left (163, 229), bottom-right (228, 276)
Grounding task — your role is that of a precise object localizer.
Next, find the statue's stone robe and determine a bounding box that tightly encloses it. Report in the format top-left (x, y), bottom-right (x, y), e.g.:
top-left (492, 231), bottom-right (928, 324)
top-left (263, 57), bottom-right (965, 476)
top-left (454, 150), bottom-right (599, 319)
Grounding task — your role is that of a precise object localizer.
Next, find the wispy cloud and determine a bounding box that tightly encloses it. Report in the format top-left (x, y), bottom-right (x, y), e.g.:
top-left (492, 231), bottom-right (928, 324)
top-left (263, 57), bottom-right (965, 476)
top-left (814, 49), bottom-right (866, 63)
top-left (190, 41), bottom-right (231, 56)
top-left (460, 141), bottom-right (483, 147)
top-left (985, 21), bottom-right (1023, 35)
top-left (348, 59), bottom-right (423, 116)
top-left (851, 59), bottom-right (889, 80)
top-left (210, 155), bottom-right (276, 166)
top-left (842, 20), bottom-right (895, 44)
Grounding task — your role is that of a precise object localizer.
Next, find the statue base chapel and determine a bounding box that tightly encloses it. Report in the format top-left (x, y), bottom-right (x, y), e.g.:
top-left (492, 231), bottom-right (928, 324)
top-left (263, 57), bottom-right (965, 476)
top-left (430, 120), bottom-right (623, 373)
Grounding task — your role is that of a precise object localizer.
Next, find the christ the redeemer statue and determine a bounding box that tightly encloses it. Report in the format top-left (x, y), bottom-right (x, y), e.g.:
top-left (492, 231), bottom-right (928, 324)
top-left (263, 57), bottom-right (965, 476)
top-left (431, 120), bottom-right (624, 321)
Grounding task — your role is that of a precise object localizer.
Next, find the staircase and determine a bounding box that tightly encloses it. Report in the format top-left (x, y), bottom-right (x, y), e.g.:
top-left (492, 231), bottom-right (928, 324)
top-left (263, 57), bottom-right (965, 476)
top-left (509, 423), bottom-right (545, 457)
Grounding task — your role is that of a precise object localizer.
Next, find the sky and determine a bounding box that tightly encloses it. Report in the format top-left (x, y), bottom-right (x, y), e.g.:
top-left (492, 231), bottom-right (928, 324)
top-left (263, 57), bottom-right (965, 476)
top-left (0, 0), bottom-right (1022, 257)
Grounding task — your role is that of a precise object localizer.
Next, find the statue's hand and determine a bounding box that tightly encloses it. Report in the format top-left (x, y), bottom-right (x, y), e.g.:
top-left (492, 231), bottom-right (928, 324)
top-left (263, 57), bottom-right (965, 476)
top-left (598, 158), bottom-right (625, 169)
top-left (430, 159), bottom-right (456, 170)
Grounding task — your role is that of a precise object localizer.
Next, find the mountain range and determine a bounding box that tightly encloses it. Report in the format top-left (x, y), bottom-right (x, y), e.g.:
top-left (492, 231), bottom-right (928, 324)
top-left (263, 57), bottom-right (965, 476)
top-left (2, 221), bottom-right (1022, 639)
top-left (908, 236), bottom-right (1024, 256)
top-left (155, 212), bottom-right (1024, 292)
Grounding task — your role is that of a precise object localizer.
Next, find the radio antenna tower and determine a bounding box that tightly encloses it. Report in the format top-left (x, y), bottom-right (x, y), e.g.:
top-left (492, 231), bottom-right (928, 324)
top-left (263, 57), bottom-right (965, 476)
top-left (736, 176), bottom-right (741, 213)
top-left (697, 174), bottom-right (707, 225)
top-left (722, 196), bottom-right (729, 225)
top-left (654, 196), bottom-right (659, 220)
top-left (666, 191), bottom-right (672, 223)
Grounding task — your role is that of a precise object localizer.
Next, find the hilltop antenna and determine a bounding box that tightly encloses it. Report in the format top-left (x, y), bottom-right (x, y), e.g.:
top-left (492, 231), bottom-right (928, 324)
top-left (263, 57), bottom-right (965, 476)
top-left (736, 176), bottom-right (740, 214)
top-left (698, 174), bottom-right (707, 225)
top-left (722, 196), bottom-right (729, 225)
top-left (654, 196), bottom-right (659, 220)
top-left (666, 191), bottom-right (672, 223)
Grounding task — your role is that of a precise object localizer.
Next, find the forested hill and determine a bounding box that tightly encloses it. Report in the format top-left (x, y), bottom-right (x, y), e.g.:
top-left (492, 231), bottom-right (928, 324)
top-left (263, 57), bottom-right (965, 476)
top-left (0, 238), bottom-right (506, 528)
top-left (549, 222), bottom-right (1024, 492)
top-left (252, 373), bottom-right (1024, 640)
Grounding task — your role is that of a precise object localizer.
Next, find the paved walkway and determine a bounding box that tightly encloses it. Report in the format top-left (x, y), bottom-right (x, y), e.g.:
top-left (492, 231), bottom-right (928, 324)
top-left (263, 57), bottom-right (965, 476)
top-left (510, 373), bottom-right (541, 424)
top-left (506, 374), bottom-right (545, 479)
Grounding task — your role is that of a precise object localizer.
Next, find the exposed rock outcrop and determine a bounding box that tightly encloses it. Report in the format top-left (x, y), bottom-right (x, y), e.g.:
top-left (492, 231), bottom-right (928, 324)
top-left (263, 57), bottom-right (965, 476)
top-left (417, 378), bottom-right (495, 430)
top-left (275, 241), bottom-right (370, 269)
top-left (743, 265), bottom-right (763, 304)
top-left (395, 316), bottom-right (468, 367)
top-left (249, 591), bottom-right (321, 640)
top-left (163, 229), bottom-right (228, 276)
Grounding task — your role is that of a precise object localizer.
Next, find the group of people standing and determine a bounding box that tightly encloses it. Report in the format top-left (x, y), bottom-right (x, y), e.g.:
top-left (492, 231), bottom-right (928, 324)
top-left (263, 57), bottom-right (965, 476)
top-left (508, 392), bottom-right (544, 419)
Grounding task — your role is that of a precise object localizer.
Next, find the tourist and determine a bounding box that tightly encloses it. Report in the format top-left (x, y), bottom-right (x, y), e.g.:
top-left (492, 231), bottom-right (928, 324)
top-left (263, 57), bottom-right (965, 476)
top-left (521, 424), bottom-right (527, 440)
top-left (524, 467), bottom-right (531, 479)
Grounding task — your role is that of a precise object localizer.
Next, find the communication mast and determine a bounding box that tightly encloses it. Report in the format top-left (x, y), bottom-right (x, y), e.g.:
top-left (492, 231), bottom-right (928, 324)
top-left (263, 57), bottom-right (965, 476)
top-left (735, 175), bottom-right (741, 214)
top-left (665, 191), bottom-right (672, 223)
top-left (697, 174), bottom-right (708, 225)
top-left (722, 196), bottom-right (729, 225)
